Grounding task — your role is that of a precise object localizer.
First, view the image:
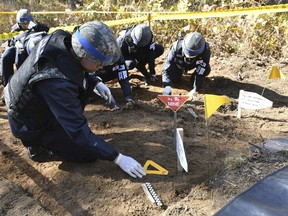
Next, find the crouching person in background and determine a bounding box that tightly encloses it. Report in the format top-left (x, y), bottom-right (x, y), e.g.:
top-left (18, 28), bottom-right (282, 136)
top-left (162, 32), bottom-right (211, 99)
top-left (117, 24), bottom-right (164, 83)
top-left (1, 8), bottom-right (49, 87)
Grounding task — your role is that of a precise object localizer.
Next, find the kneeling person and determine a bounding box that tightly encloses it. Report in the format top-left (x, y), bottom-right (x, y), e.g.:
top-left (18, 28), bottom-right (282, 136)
top-left (4, 21), bottom-right (146, 179)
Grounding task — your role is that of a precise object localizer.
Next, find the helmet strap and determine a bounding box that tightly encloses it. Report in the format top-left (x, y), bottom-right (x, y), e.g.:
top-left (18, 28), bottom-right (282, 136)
top-left (74, 29), bottom-right (112, 62)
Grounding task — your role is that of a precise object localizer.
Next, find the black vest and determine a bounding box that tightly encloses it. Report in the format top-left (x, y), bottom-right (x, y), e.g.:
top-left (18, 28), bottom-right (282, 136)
top-left (172, 38), bottom-right (209, 71)
top-left (123, 26), bottom-right (138, 54)
top-left (5, 29), bottom-right (86, 119)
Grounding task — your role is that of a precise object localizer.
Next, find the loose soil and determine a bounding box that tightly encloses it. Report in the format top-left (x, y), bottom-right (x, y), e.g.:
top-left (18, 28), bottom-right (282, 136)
top-left (0, 49), bottom-right (288, 216)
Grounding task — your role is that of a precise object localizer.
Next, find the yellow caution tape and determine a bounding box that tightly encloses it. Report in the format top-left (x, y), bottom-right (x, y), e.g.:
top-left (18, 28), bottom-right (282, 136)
top-left (104, 16), bottom-right (147, 26)
top-left (1, 4), bottom-right (288, 40)
top-left (48, 26), bottom-right (76, 34)
top-left (0, 16), bottom-right (148, 40)
top-left (0, 31), bottom-right (23, 41)
top-left (0, 10), bottom-right (150, 15)
top-left (0, 4), bottom-right (288, 15)
top-left (151, 5), bottom-right (288, 20)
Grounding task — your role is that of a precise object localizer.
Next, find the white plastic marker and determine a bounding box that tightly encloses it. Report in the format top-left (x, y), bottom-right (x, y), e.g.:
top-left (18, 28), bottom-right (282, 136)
top-left (158, 95), bottom-right (190, 171)
top-left (237, 90), bottom-right (273, 118)
top-left (176, 128), bottom-right (188, 172)
top-left (142, 182), bottom-right (164, 207)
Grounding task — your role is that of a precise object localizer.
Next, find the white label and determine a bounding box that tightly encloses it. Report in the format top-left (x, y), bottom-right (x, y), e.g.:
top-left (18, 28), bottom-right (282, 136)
top-left (238, 90), bottom-right (273, 109)
top-left (176, 128), bottom-right (188, 172)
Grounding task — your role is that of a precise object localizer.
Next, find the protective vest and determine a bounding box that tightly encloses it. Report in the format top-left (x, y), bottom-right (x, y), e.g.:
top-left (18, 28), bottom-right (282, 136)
top-left (171, 38), bottom-right (192, 70)
top-left (15, 31), bottom-right (47, 59)
top-left (5, 29), bottom-right (86, 120)
top-left (10, 21), bottom-right (49, 46)
top-left (171, 38), bottom-right (208, 72)
top-left (123, 26), bottom-right (138, 55)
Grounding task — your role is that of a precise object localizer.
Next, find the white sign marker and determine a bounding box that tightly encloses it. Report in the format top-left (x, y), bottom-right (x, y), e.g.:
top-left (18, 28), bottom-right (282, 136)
top-left (176, 128), bottom-right (188, 172)
top-left (238, 90), bottom-right (273, 110)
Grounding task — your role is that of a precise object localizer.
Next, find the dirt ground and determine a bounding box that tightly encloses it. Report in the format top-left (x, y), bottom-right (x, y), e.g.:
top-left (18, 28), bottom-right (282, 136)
top-left (0, 48), bottom-right (288, 216)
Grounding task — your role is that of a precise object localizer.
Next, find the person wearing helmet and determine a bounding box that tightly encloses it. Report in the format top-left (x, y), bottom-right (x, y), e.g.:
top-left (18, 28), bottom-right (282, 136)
top-left (3, 21), bottom-right (146, 179)
top-left (117, 24), bottom-right (164, 82)
top-left (162, 32), bottom-right (211, 99)
top-left (1, 9), bottom-right (49, 91)
top-left (12, 9), bottom-right (49, 33)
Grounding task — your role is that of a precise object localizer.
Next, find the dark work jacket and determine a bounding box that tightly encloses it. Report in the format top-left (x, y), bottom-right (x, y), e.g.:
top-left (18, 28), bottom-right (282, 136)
top-left (165, 38), bottom-right (211, 72)
top-left (4, 29), bottom-right (118, 162)
top-left (117, 25), bottom-right (157, 74)
top-left (9, 21), bottom-right (49, 47)
top-left (162, 38), bottom-right (211, 89)
top-left (11, 21), bottom-right (49, 33)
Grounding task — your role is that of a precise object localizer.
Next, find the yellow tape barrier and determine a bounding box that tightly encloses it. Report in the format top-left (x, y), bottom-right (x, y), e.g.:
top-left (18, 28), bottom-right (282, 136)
top-left (0, 32), bottom-right (20, 41)
top-left (151, 5), bottom-right (288, 20)
top-left (104, 16), bottom-right (147, 26)
top-left (1, 4), bottom-right (288, 15)
top-left (0, 15), bottom-right (148, 41)
top-left (1, 4), bottom-right (288, 41)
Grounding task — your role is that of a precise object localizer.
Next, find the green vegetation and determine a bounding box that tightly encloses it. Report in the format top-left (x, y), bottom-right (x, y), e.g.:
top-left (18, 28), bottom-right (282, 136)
top-left (224, 155), bottom-right (247, 170)
top-left (0, 0), bottom-right (287, 58)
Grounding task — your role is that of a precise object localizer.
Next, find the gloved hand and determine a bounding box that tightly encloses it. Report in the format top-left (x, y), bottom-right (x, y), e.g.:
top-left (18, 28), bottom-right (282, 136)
top-left (114, 153), bottom-right (146, 178)
top-left (188, 89), bottom-right (198, 100)
top-left (162, 86), bottom-right (172, 95)
top-left (94, 82), bottom-right (112, 104)
top-left (149, 74), bottom-right (158, 82)
top-left (108, 95), bottom-right (120, 110)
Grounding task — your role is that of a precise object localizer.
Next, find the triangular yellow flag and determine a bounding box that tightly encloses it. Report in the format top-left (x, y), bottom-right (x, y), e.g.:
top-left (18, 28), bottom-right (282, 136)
top-left (268, 66), bottom-right (285, 79)
top-left (204, 94), bottom-right (234, 119)
top-left (143, 160), bottom-right (169, 175)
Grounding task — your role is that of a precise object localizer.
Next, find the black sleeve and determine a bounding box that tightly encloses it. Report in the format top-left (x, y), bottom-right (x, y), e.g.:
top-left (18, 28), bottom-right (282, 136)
top-left (32, 21), bottom-right (50, 33)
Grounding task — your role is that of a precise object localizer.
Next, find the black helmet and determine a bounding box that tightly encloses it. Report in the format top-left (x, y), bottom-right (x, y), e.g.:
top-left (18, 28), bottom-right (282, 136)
top-left (72, 21), bottom-right (120, 66)
top-left (16, 9), bottom-right (33, 23)
top-left (182, 32), bottom-right (205, 58)
top-left (131, 24), bottom-right (152, 47)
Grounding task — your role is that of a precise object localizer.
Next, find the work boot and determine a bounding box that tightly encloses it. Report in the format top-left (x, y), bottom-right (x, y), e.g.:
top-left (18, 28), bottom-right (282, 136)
top-left (27, 146), bottom-right (53, 162)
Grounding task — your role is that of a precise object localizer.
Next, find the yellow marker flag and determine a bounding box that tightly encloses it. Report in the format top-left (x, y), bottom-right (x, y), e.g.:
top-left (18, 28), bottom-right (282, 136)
top-left (204, 94), bottom-right (234, 119)
top-left (268, 66), bottom-right (285, 79)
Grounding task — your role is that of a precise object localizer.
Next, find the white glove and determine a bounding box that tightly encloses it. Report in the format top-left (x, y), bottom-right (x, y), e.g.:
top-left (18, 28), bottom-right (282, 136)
top-left (94, 82), bottom-right (112, 104)
top-left (108, 95), bottom-right (120, 110)
top-left (162, 86), bottom-right (172, 95)
top-left (114, 153), bottom-right (146, 178)
top-left (188, 89), bottom-right (198, 100)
